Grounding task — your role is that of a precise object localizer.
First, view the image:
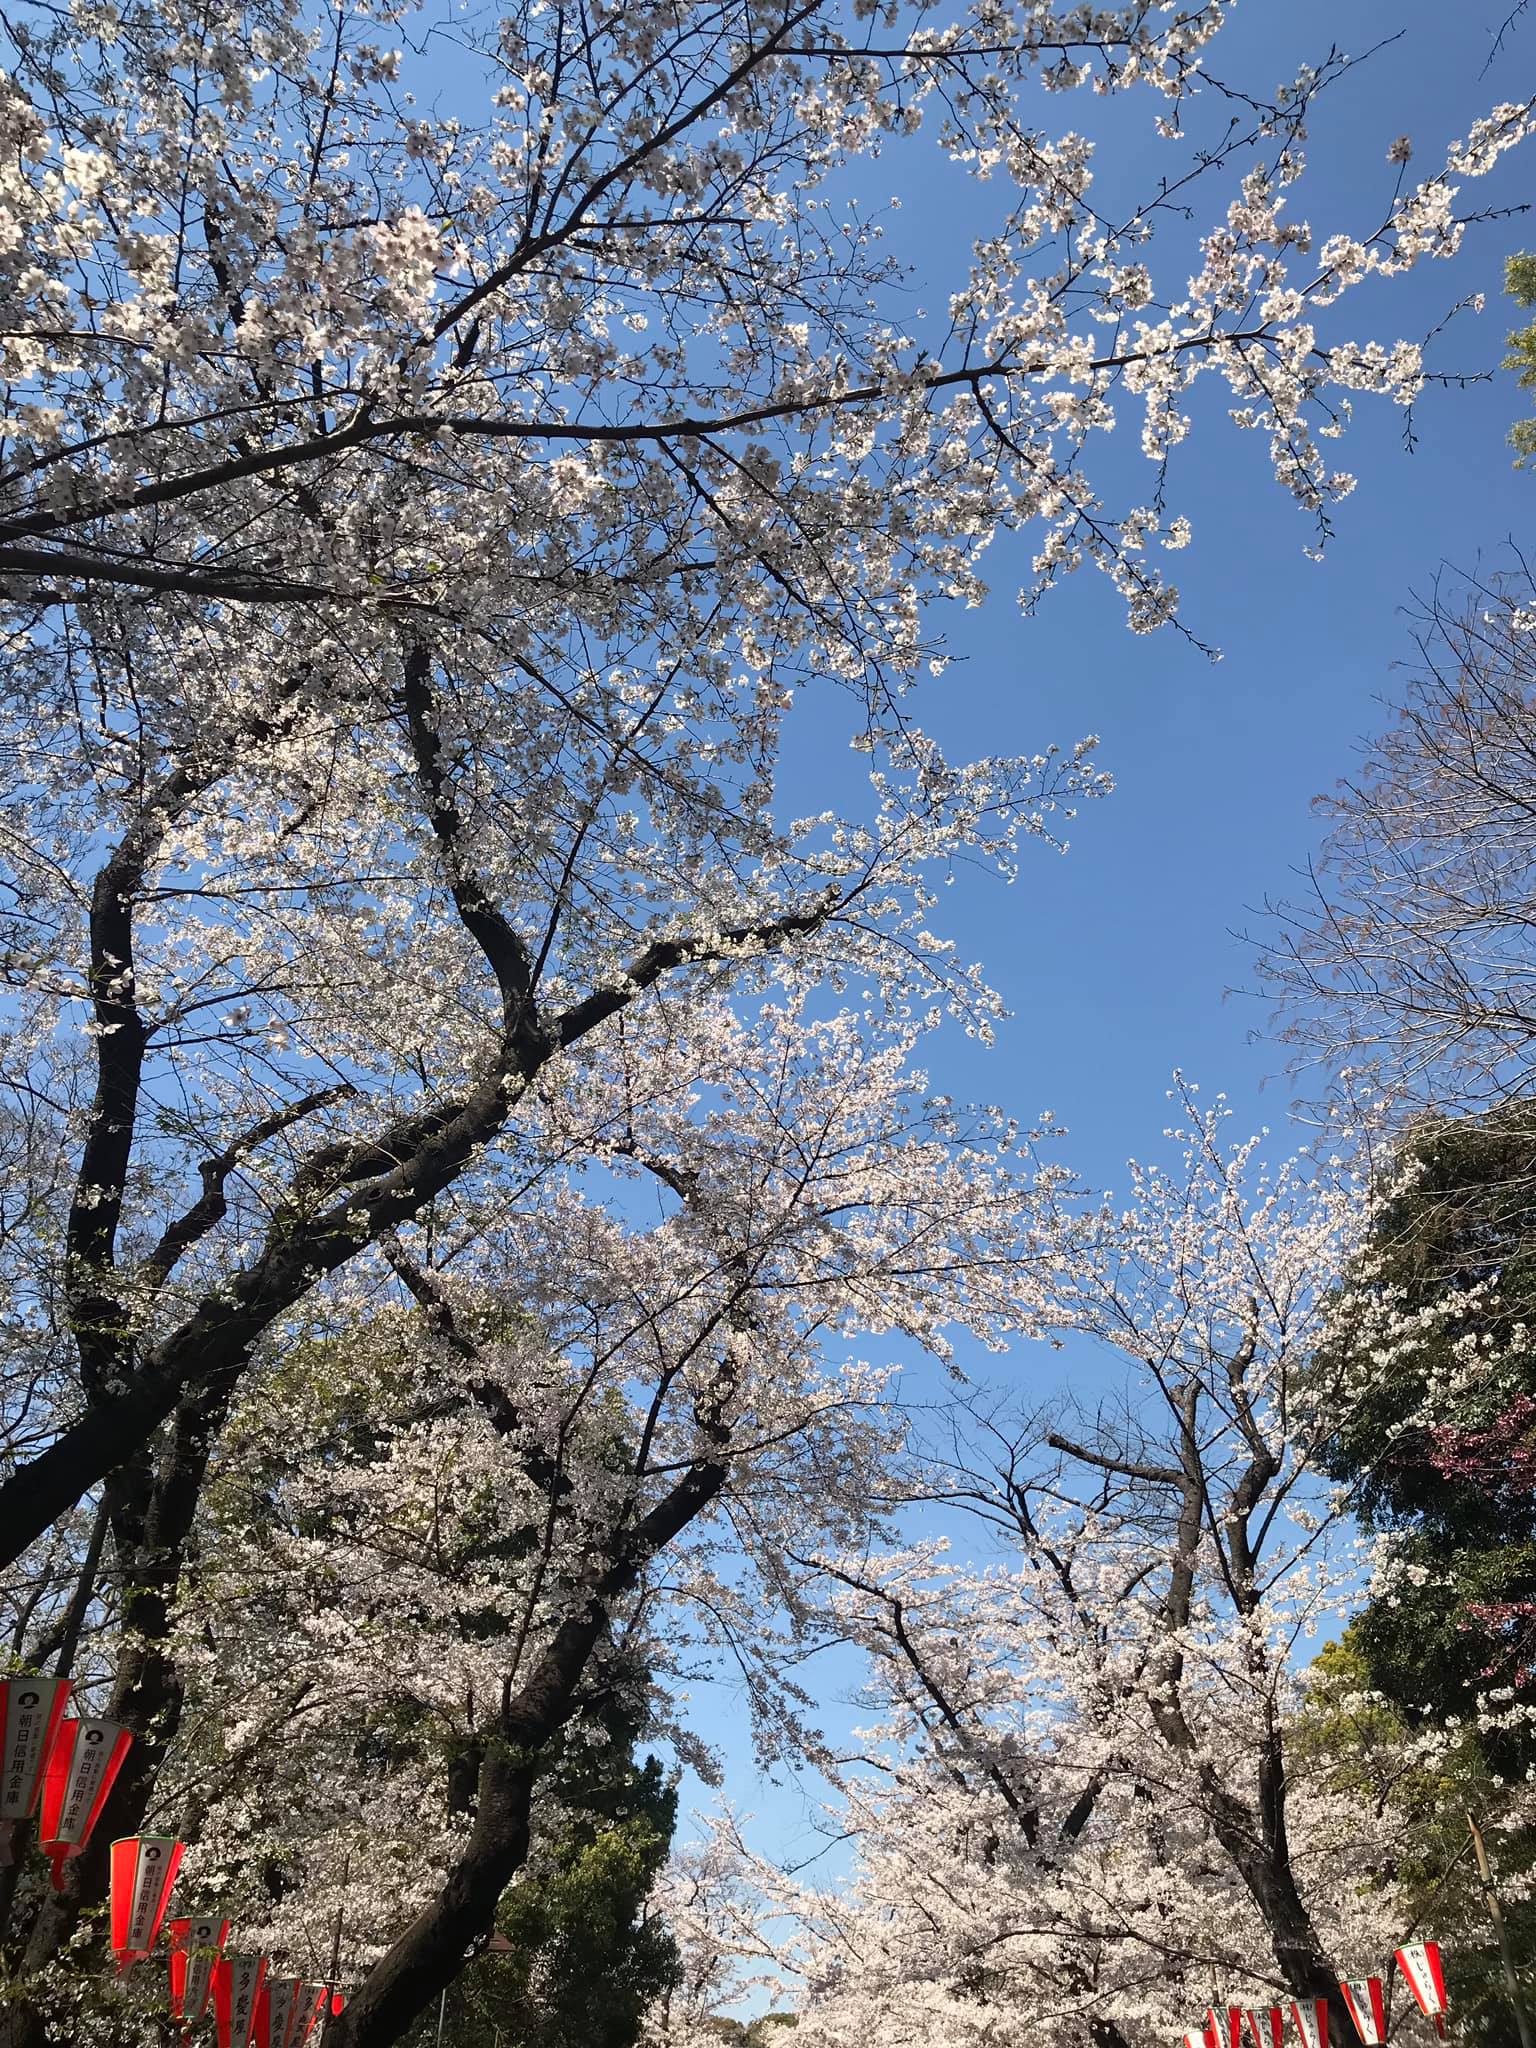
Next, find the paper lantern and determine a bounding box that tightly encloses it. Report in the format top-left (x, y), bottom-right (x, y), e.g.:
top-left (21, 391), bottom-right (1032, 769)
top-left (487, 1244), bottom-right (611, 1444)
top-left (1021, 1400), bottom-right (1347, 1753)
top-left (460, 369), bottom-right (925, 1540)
top-left (1207, 2010), bottom-right (1243, 2048)
top-left (262, 1982), bottom-right (330, 2048)
top-left (1394, 1943), bottom-right (1448, 2037)
top-left (1339, 1979), bottom-right (1386, 2045)
top-left (110, 1834), bottom-right (184, 1966)
top-left (262, 1975), bottom-right (322, 2048)
top-left (214, 1953), bottom-right (269, 2048)
top-left (38, 1715), bottom-right (132, 1887)
top-left (1290, 1999), bottom-right (1328, 2048)
top-left (168, 1910), bottom-right (232, 2022)
top-left (1246, 2014), bottom-right (1285, 2048)
top-left (295, 1984), bottom-right (329, 2044)
top-left (330, 1991), bottom-right (345, 2016)
top-left (0, 1675), bottom-right (72, 1862)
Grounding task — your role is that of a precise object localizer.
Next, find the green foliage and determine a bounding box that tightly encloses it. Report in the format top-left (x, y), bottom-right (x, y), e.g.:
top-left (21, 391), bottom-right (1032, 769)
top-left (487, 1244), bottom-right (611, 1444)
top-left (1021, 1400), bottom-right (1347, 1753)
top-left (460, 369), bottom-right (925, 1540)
top-left (1312, 1107), bottom-right (1536, 2041)
top-left (1506, 252), bottom-right (1536, 463)
top-left (1350, 1535), bottom-right (1536, 1767)
top-left (1293, 1635), bottom-right (1536, 2045)
top-left (1320, 1102), bottom-right (1536, 1739)
top-left (407, 1725), bottom-right (680, 2048)
top-left (703, 2014), bottom-right (799, 2047)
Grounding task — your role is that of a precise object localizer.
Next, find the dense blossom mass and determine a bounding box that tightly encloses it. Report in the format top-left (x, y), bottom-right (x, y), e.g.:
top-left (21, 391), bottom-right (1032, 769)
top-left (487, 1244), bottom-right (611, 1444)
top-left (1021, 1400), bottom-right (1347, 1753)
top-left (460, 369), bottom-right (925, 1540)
top-left (0, 0), bottom-right (1531, 2043)
top-left (716, 1097), bottom-right (1536, 2048)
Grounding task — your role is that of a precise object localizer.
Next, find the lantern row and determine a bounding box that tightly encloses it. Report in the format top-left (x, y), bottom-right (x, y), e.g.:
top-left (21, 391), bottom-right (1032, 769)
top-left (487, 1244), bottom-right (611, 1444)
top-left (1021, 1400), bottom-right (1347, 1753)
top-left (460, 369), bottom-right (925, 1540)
top-left (1183, 1947), bottom-right (1451, 2048)
top-left (114, 1834), bottom-right (343, 2048)
top-left (3, 1681), bottom-right (344, 2048)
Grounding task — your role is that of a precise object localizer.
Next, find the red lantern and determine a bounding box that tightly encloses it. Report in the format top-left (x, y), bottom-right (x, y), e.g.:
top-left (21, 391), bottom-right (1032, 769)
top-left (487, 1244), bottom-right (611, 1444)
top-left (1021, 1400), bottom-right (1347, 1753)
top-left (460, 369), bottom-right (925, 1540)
top-left (37, 1715), bottom-right (132, 1888)
top-left (1394, 1943), bottom-right (1448, 2038)
top-left (0, 1675), bottom-right (72, 1864)
top-left (1290, 2000), bottom-right (1328, 2048)
top-left (214, 1953), bottom-right (269, 2048)
top-left (1246, 2014), bottom-right (1285, 2048)
top-left (1339, 1979), bottom-right (1386, 2046)
top-left (260, 1976), bottom-right (291, 2048)
top-left (1207, 2011), bottom-right (1243, 2048)
top-left (258, 1975), bottom-right (331, 2048)
top-left (330, 1989), bottom-right (346, 2016)
top-left (110, 1834), bottom-right (184, 1967)
top-left (168, 1910), bottom-right (232, 2022)
top-left (295, 1984), bottom-right (330, 2044)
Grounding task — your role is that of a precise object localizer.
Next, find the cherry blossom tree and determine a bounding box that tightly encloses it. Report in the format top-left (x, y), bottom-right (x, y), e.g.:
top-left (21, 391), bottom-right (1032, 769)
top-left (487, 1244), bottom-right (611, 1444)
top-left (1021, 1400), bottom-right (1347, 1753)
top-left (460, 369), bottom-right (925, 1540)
top-left (2, 0), bottom-right (1526, 637)
top-left (746, 1092), bottom-right (1516, 2048)
top-left (0, 978), bottom-right (1063, 2045)
top-left (0, 0), bottom-right (1533, 2042)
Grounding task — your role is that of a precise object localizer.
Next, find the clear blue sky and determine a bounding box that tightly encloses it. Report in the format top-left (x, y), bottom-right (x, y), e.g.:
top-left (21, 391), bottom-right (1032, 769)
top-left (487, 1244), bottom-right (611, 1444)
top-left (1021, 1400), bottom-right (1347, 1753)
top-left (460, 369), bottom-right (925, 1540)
top-left (829, 0), bottom-right (1536, 1194)
top-left (674, 0), bottom-right (1536, 1907)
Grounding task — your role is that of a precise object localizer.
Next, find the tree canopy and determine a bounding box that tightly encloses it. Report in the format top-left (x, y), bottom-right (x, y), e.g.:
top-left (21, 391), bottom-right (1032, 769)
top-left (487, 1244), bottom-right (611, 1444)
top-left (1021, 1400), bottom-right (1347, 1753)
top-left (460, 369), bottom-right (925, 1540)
top-left (0, 1), bottom-right (1532, 2043)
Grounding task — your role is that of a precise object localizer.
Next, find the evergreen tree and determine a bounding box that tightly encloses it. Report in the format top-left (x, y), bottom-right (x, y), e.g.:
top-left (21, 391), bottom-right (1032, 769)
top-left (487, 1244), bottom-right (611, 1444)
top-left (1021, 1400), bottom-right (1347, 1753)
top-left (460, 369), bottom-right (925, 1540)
top-left (410, 1703), bottom-right (680, 2048)
top-left (1321, 1102), bottom-right (1536, 1751)
top-left (1292, 1633), bottom-right (1536, 2043)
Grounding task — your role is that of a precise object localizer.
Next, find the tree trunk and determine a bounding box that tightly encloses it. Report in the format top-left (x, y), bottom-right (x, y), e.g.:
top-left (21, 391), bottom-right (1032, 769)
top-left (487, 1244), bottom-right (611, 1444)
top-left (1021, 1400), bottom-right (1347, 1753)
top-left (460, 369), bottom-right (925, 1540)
top-left (1201, 1777), bottom-right (1351, 2043)
top-left (323, 1751), bottom-right (536, 2048)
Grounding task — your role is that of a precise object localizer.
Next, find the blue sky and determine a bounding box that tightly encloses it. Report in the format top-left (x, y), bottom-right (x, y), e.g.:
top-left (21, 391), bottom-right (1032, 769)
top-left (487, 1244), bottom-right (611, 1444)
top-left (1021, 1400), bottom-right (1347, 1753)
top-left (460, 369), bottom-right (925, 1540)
top-left (848, 0), bottom-right (1536, 1193)
top-left (670, 0), bottom-right (1536, 1909)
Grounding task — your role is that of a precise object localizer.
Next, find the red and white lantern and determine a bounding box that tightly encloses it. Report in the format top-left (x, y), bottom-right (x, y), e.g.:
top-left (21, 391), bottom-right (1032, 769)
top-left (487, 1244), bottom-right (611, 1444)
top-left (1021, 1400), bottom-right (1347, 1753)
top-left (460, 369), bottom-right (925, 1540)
top-left (0, 1675), bottom-right (71, 1865)
top-left (1184, 2033), bottom-right (1213, 2048)
top-left (110, 1834), bottom-right (185, 1967)
top-left (1339, 1980), bottom-right (1387, 2046)
top-left (1290, 2000), bottom-right (1328, 2048)
top-left (168, 1909), bottom-right (232, 2022)
top-left (37, 1715), bottom-right (132, 1888)
top-left (262, 1976), bottom-right (297, 2048)
top-left (1395, 1943), bottom-right (1448, 2038)
top-left (1207, 2010), bottom-right (1244, 2048)
top-left (214, 1953), bottom-right (269, 2048)
top-left (1246, 2011), bottom-right (1285, 2048)
top-left (261, 1978), bottom-right (330, 2048)
top-left (294, 1985), bottom-right (330, 2044)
